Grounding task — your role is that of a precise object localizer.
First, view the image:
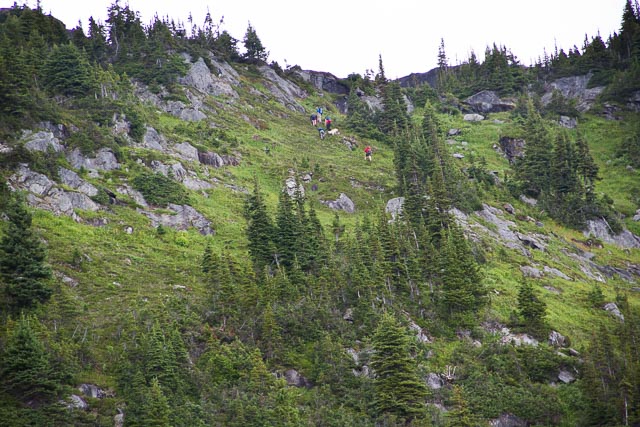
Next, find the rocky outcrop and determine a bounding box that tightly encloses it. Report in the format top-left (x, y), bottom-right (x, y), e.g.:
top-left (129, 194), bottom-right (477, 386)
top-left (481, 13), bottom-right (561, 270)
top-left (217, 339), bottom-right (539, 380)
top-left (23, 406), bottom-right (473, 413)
top-left (259, 66), bottom-right (307, 112)
top-left (463, 113), bottom-right (484, 122)
top-left (463, 90), bottom-right (516, 113)
top-left (139, 203), bottom-right (214, 235)
top-left (584, 219), bottom-right (640, 249)
top-left (173, 142), bottom-right (199, 162)
top-left (541, 73), bottom-right (604, 112)
top-left (322, 193), bottom-right (355, 213)
top-left (386, 197), bottom-right (405, 220)
top-left (141, 126), bottom-right (168, 151)
top-left (8, 165), bottom-right (99, 220)
top-left (179, 56), bottom-right (239, 99)
top-left (285, 176), bottom-right (304, 198)
top-left (283, 369), bottom-right (312, 388)
top-left (22, 130), bottom-right (64, 153)
top-left (67, 148), bottom-right (120, 172)
top-left (58, 168), bottom-right (98, 197)
top-left (604, 302), bottom-right (625, 321)
top-left (489, 413), bottom-right (527, 427)
top-left (498, 137), bottom-right (525, 163)
top-left (198, 151), bottom-right (240, 168)
top-left (293, 69), bottom-right (349, 94)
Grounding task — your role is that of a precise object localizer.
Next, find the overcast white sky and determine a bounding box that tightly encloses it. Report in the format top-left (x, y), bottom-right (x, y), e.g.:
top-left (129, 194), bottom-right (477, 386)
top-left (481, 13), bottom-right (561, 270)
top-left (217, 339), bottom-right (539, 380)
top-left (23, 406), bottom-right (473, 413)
top-left (7, 0), bottom-right (628, 78)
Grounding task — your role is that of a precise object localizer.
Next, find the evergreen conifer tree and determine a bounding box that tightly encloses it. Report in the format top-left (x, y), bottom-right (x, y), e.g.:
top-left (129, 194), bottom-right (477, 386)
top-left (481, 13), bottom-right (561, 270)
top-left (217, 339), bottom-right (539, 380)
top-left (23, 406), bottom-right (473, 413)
top-left (244, 179), bottom-right (275, 273)
top-left (0, 314), bottom-right (58, 401)
top-left (242, 22), bottom-right (268, 63)
top-left (371, 312), bottom-right (427, 421)
top-left (517, 280), bottom-right (547, 337)
top-left (0, 194), bottom-right (52, 310)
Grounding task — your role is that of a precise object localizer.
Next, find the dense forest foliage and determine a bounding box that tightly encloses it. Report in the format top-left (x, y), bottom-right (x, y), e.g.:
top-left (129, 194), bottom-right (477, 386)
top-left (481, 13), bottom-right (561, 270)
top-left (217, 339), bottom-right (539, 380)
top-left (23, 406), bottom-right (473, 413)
top-left (1, 1), bottom-right (640, 426)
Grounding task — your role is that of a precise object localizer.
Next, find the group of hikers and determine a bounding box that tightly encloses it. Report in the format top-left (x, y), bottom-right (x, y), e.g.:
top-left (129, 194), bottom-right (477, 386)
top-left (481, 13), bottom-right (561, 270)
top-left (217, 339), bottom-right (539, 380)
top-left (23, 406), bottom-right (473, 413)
top-left (310, 106), bottom-right (372, 162)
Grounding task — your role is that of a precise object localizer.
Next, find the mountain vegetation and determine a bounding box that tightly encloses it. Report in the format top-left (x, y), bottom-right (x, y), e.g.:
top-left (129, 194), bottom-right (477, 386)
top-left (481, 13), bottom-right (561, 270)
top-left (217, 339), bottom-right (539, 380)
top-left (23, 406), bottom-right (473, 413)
top-left (0, 1), bottom-right (639, 426)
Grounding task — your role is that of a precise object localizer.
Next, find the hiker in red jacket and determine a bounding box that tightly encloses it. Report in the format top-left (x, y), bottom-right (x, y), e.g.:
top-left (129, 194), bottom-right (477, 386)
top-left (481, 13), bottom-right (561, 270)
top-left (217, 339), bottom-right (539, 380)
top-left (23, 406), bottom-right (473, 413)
top-left (364, 145), bottom-right (372, 162)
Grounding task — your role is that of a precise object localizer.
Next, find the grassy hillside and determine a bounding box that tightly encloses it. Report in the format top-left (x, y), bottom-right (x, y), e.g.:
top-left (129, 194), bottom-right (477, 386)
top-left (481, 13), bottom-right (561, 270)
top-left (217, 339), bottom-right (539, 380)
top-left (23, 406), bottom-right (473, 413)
top-left (1, 4), bottom-right (640, 426)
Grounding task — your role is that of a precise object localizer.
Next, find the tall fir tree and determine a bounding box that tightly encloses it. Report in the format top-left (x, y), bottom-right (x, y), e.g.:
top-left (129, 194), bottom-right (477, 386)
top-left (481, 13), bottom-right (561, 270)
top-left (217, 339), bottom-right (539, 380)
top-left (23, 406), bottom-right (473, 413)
top-left (0, 314), bottom-right (59, 401)
top-left (0, 194), bottom-right (52, 310)
top-left (371, 312), bottom-right (427, 422)
top-left (244, 178), bottom-right (275, 273)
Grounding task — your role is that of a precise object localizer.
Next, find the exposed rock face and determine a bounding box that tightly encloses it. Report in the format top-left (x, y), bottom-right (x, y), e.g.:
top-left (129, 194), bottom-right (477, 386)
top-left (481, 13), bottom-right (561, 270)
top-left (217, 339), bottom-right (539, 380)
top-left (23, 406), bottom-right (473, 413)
top-left (22, 130), bottom-right (64, 153)
top-left (9, 165), bottom-right (100, 220)
top-left (549, 330), bottom-right (567, 348)
top-left (604, 302), bottom-right (625, 321)
top-left (584, 219), bottom-right (640, 249)
top-left (142, 126), bottom-right (168, 151)
top-left (283, 369), bottom-right (312, 388)
top-left (558, 370), bottom-right (576, 384)
top-left (463, 113), bottom-right (485, 122)
top-left (198, 151), bottom-right (240, 168)
top-left (78, 384), bottom-right (109, 399)
top-left (628, 90), bottom-right (640, 112)
top-left (116, 184), bottom-right (148, 207)
top-left (67, 148), bottom-right (120, 172)
top-left (386, 197), bottom-right (405, 220)
top-left (285, 176), bottom-right (305, 197)
top-left (179, 56), bottom-right (239, 99)
top-left (464, 90), bottom-right (516, 113)
top-left (426, 373), bottom-right (444, 390)
top-left (173, 142), bottom-right (199, 162)
top-left (498, 136), bottom-right (526, 163)
top-left (489, 413), bottom-right (527, 427)
top-left (397, 67), bottom-right (440, 89)
top-left (559, 115), bottom-right (577, 128)
top-left (293, 69), bottom-right (349, 94)
top-left (139, 204), bottom-right (214, 235)
top-left (58, 168), bottom-right (98, 197)
top-left (520, 265), bottom-right (543, 278)
top-left (541, 73), bottom-right (604, 112)
top-left (322, 193), bottom-right (355, 213)
top-left (259, 66), bottom-right (307, 112)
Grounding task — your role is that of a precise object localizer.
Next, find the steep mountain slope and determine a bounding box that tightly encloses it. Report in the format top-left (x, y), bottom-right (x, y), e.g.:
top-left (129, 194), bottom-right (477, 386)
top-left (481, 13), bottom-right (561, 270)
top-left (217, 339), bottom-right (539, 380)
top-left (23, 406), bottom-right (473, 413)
top-left (1, 4), bottom-right (640, 426)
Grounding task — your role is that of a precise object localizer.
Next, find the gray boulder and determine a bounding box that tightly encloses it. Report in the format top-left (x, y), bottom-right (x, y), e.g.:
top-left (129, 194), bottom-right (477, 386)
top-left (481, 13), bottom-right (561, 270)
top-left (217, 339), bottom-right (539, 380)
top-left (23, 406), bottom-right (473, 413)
top-left (549, 330), bottom-right (567, 348)
top-left (22, 130), bottom-right (64, 153)
top-left (173, 142), bottom-right (199, 162)
top-left (283, 369), bottom-right (312, 388)
top-left (426, 373), bottom-right (444, 390)
top-left (285, 176), bottom-right (304, 198)
top-left (559, 115), bottom-right (578, 129)
top-left (322, 193), bottom-right (355, 213)
top-left (584, 219), bottom-right (640, 249)
top-left (604, 302), bottom-right (625, 322)
top-left (142, 126), bottom-right (168, 151)
top-left (543, 266), bottom-right (572, 281)
top-left (78, 384), bottom-right (108, 399)
top-left (464, 90), bottom-right (515, 113)
top-left (558, 370), bottom-right (576, 384)
top-left (520, 265), bottom-right (543, 279)
top-left (67, 148), bottom-right (120, 172)
top-left (463, 113), bottom-right (485, 122)
top-left (58, 168), bottom-right (98, 197)
top-left (633, 209), bottom-right (640, 221)
top-left (139, 204), bottom-right (214, 235)
top-left (385, 197), bottom-right (405, 220)
top-left (65, 394), bottom-right (88, 410)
